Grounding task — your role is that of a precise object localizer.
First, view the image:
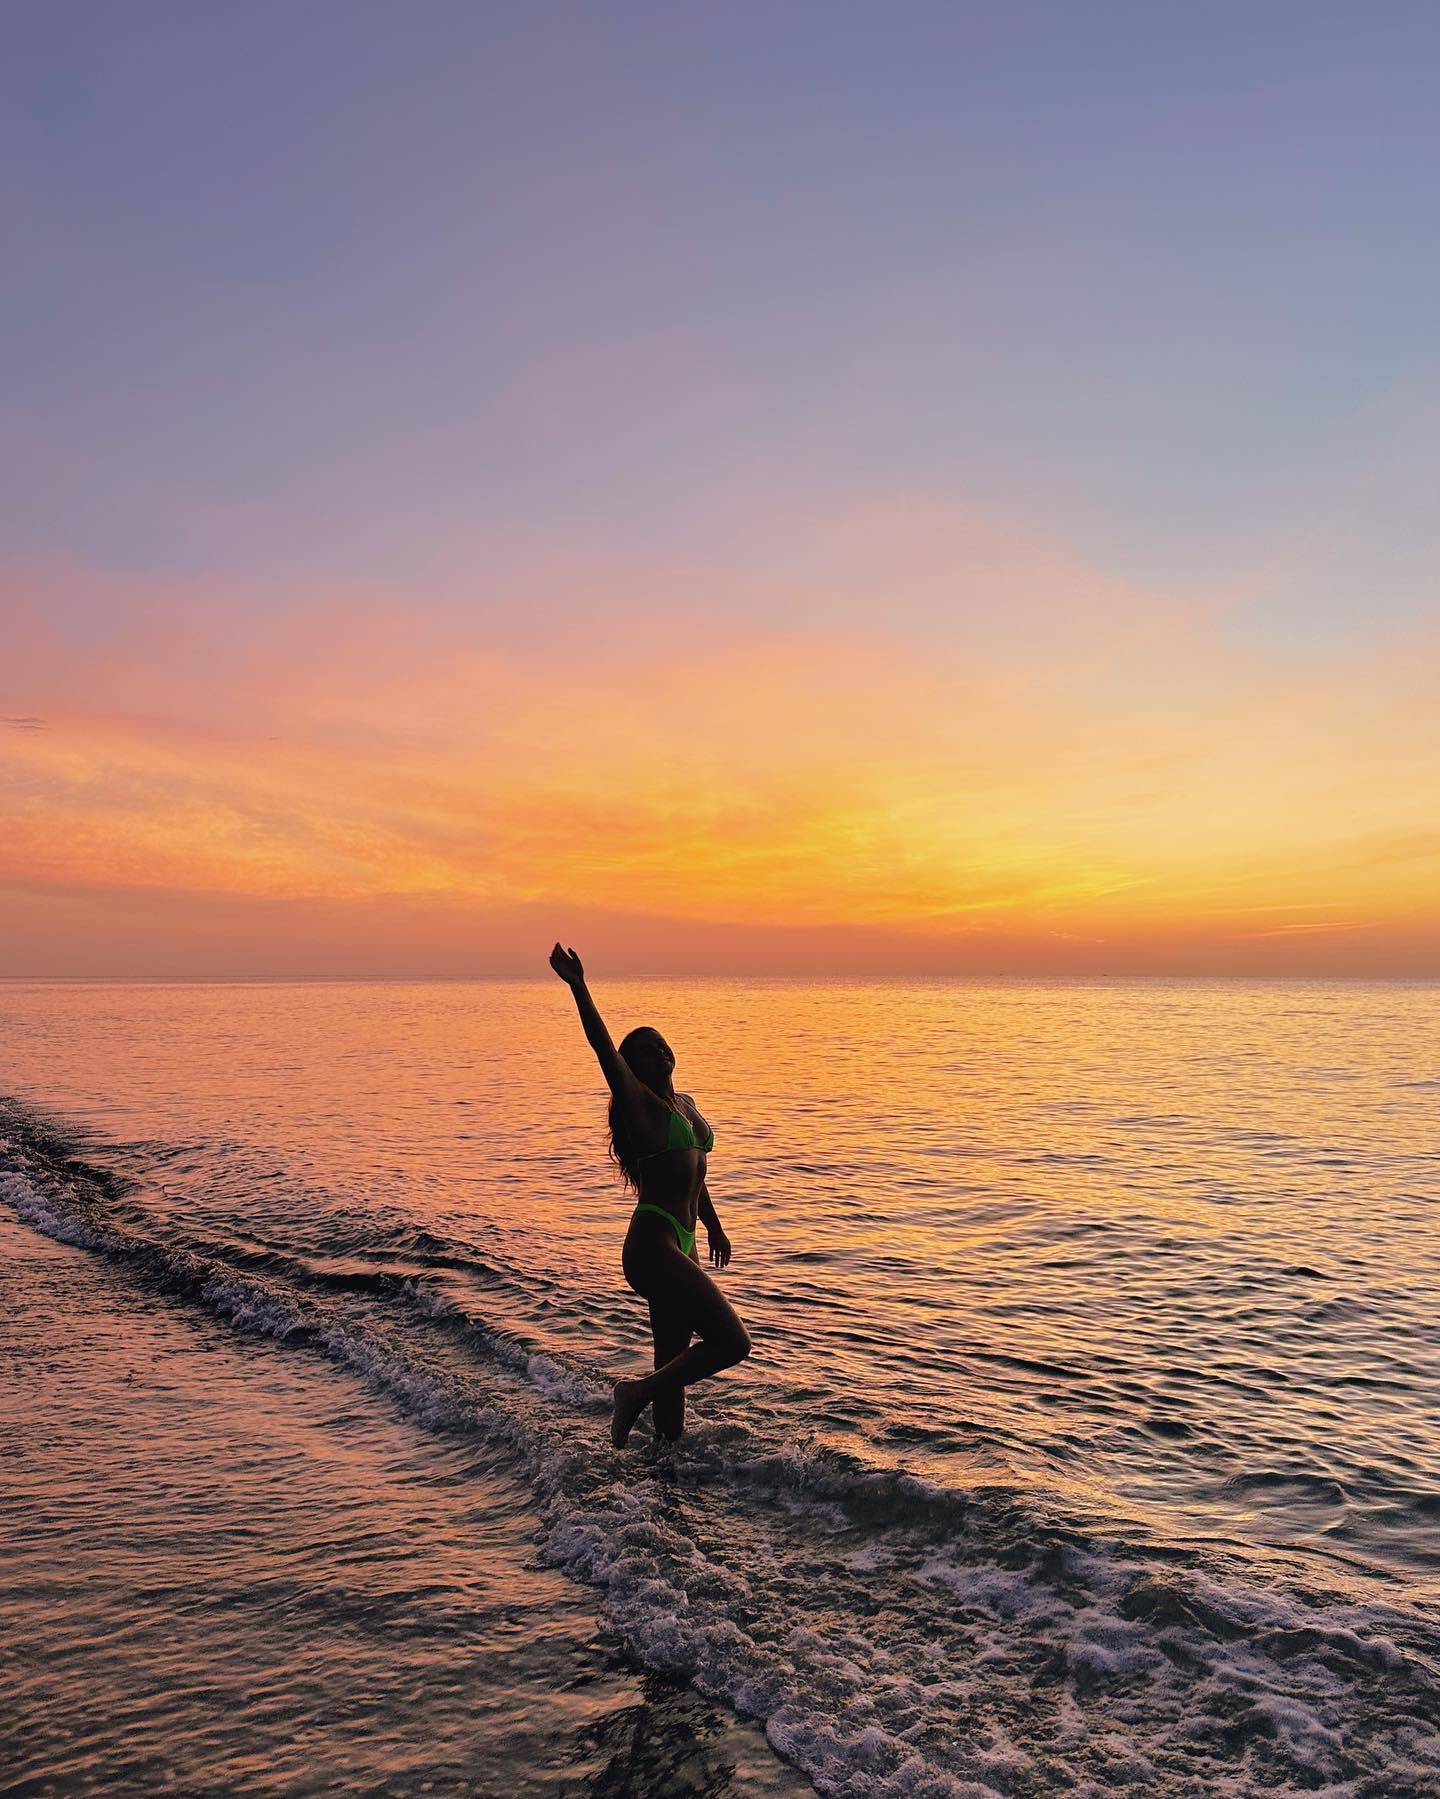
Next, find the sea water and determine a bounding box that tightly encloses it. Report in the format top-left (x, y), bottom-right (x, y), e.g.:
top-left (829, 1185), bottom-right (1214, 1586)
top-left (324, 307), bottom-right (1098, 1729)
top-left (2, 977), bottom-right (1437, 1795)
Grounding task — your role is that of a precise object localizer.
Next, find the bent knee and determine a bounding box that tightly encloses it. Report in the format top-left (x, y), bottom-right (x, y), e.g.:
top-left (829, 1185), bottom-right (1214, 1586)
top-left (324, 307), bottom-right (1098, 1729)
top-left (707, 1324), bottom-right (750, 1366)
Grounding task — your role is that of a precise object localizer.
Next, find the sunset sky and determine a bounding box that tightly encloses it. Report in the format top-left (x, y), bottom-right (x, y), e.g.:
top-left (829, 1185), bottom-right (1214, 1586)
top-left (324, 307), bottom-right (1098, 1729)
top-left (4, 3), bottom-right (1438, 976)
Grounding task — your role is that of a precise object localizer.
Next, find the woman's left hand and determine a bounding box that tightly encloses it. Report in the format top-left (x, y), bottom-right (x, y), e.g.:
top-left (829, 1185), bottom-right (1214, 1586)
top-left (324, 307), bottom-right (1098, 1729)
top-left (548, 943), bottom-right (585, 988)
top-left (707, 1226), bottom-right (732, 1269)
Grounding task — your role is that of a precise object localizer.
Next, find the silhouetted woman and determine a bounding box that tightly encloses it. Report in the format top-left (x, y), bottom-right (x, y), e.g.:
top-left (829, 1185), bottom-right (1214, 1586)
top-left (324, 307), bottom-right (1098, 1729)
top-left (549, 944), bottom-right (751, 1446)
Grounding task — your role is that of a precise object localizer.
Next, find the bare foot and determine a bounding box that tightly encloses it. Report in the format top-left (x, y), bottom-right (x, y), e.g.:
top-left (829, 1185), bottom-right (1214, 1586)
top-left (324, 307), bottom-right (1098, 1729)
top-left (610, 1378), bottom-right (648, 1449)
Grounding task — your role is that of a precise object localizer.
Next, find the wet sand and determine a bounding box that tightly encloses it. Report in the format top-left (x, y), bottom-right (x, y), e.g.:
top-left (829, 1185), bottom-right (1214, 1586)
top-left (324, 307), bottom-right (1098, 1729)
top-left (0, 1210), bottom-right (806, 1796)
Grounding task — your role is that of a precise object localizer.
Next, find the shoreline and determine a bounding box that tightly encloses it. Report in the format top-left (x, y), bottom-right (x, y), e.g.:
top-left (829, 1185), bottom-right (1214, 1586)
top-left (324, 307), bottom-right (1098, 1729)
top-left (0, 1206), bottom-right (806, 1796)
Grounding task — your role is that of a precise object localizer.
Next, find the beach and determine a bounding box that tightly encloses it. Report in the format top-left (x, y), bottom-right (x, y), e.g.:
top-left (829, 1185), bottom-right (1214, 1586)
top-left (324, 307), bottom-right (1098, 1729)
top-left (0, 1204), bottom-right (801, 1797)
top-left (3, 976), bottom-right (1439, 1795)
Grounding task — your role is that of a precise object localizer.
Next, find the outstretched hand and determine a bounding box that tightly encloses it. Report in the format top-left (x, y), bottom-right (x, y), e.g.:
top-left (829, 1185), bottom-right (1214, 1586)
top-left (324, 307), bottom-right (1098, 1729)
top-left (549, 942), bottom-right (585, 988)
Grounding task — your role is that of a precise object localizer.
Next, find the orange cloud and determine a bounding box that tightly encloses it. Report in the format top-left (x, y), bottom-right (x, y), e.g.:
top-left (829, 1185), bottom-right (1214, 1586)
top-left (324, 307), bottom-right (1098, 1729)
top-left (1, 539), bottom-right (1437, 975)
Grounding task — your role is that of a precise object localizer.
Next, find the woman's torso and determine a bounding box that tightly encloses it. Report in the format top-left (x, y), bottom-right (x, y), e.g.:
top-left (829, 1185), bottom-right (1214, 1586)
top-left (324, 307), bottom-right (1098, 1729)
top-left (626, 1093), bottom-right (710, 1242)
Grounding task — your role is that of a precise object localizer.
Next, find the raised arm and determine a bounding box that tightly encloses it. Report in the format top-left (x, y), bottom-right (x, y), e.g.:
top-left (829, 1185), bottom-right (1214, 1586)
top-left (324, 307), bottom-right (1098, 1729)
top-left (548, 943), bottom-right (645, 1106)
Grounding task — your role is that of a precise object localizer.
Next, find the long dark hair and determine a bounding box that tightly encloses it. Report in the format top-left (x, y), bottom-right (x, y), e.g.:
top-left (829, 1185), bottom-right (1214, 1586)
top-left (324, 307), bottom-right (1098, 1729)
top-left (607, 1091), bottom-right (641, 1193)
top-left (607, 1027), bottom-right (652, 1193)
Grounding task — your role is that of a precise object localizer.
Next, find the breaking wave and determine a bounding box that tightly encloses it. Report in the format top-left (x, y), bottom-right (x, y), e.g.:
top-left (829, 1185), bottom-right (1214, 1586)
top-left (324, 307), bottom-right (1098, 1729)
top-left (4, 1100), bottom-right (1440, 1798)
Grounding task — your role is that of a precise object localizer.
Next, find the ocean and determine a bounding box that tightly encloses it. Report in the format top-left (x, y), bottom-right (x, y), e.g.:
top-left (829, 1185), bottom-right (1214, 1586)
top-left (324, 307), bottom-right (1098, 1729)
top-left (2, 976), bottom-right (1437, 1796)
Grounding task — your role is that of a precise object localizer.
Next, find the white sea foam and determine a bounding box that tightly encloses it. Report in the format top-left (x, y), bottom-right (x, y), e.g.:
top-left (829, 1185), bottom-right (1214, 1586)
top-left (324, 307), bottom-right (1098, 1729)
top-left (0, 1168), bottom-right (103, 1249)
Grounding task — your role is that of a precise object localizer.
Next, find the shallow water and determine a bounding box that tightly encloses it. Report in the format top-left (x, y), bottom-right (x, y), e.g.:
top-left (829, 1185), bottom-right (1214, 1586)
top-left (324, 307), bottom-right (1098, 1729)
top-left (2, 976), bottom-right (1439, 1795)
top-left (0, 1215), bottom-right (801, 1799)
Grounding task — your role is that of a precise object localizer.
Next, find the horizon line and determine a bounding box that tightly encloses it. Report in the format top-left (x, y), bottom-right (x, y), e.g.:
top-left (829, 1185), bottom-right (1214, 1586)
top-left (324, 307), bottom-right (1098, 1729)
top-left (3, 971), bottom-right (1438, 986)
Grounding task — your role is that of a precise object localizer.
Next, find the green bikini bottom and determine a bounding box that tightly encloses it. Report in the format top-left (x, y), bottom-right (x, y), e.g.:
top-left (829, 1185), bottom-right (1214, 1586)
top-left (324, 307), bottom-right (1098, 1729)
top-left (631, 1201), bottom-right (697, 1258)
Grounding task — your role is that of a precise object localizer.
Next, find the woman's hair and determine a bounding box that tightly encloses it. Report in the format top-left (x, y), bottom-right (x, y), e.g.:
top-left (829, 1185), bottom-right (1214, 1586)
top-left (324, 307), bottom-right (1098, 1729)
top-left (607, 1088), bottom-right (641, 1193)
top-left (608, 1026), bottom-right (658, 1192)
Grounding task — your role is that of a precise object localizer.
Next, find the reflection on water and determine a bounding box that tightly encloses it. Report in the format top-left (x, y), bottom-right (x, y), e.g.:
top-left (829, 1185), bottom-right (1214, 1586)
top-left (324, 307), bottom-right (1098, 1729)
top-left (0, 1211), bottom-right (801, 1797)
top-left (2, 976), bottom-right (1438, 1794)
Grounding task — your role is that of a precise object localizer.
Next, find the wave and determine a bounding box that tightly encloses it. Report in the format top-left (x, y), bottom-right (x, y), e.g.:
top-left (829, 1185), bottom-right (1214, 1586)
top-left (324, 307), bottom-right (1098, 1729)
top-left (4, 1098), bottom-right (1440, 1797)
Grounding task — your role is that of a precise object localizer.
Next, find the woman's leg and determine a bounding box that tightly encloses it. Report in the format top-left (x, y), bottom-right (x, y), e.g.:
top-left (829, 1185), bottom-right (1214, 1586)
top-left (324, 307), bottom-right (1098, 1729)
top-left (613, 1248), bottom-right (751, 1447)
top-left (647, 1297), bottom-right (692, 1441)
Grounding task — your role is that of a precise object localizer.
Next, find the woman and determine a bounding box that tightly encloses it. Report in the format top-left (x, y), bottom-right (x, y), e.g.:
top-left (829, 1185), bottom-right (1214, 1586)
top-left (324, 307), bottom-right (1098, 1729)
top-left (549, 943), bottom-right (751, 1447)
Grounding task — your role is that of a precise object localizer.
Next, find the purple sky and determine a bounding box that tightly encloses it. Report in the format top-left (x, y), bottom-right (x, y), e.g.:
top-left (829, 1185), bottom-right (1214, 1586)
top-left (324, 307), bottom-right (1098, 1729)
top-left (3, 4), bottom-right (1438, 974)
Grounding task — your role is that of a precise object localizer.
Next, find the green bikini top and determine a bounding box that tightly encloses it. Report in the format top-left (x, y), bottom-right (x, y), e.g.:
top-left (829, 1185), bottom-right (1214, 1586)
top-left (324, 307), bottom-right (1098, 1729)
top-left (636, 1098), bottom-right (715, 1163)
